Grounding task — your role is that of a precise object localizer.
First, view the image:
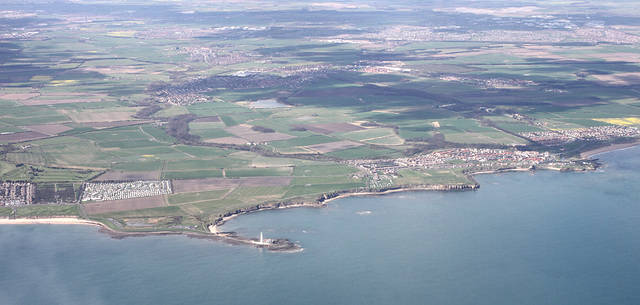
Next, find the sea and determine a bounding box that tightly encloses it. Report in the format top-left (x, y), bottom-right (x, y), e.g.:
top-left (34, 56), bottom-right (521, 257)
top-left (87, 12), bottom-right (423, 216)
top-left (1, 146), bottom-right (640, 305)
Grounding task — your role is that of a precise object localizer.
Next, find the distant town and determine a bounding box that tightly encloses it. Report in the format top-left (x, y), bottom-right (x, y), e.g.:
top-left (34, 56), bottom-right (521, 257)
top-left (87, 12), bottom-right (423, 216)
top-left (520, 126), bottom-right (640, 146)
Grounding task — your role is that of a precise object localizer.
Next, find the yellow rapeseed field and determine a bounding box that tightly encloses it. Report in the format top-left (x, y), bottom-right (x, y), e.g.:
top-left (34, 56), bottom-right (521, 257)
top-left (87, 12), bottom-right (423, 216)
top-left (593, 117), bottom-right (640, 126)
top-left (106, 31), bottom-right (137, 37)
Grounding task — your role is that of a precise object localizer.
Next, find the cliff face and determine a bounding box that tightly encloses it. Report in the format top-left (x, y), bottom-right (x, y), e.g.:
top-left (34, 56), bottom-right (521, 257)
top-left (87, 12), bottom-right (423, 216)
top-left (318, 184), bottom-right (480, 202)
top-left (215, 200), bottom-right (325, 225)
top-left (212, 183), bottom-right (480, 227)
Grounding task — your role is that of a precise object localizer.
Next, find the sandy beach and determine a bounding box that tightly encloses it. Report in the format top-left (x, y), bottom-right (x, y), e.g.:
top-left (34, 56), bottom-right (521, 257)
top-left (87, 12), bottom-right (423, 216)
top-left (0, 217), bottom-right (105, 227)
top-left (208, 224), bottom-right (220, 234)
top-left (580, 141), bottom-right (640, 159)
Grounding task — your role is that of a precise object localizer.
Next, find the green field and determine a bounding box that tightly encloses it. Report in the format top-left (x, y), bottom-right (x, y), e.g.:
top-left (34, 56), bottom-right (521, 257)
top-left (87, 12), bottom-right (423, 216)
top-left (1, 166), bottom-right (99, 182)
top-left (335, 128), bottom-right (396, 141)
top-left (1, 0), bottom-right (639, 231)
top-left (165, 158), bottom-right (251, 170)
top-left (293, 165), bottom-right (360, 176)
top-left (168, 189), bottom-right (231, 205)
top-left (292, 176), bottom-right (354, 185)
top-left (225, 167), bottom-right (293, 178)
top-left (15, 205), bottom-right (81, 217)
top-left (0, 207), bottom-right (13, 218)
top-left (91, 206), bottom-right (186, 219)
top-left (326, 146), bottom-right (400, 159)
top-left (225, 186), bottom-right (291, 202)
top-left (173, 145), bottom-right (231, 157)
top-left (112, 161), bottom-right (164, 171)
top-left (494, 124), bottom-right (546, 133)
top-left (284, 182), bottom-right (366, 198)
top-left (162, 169), bottom-right (224, 180)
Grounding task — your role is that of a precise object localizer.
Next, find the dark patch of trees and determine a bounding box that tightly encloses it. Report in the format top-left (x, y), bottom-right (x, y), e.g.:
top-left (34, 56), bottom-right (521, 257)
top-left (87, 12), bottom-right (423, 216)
top-left (0, 144), bottom-right (16, 155)
top-left (165, 114), bottom-right (199, 144)
top-left (361, 121), bottom-right (399, 135)
top-left (251, 126), bottom-right (275, 133)
top-left (485, 120), bottom-right (538, 145)
top-left (146, 81), bottom-right (169, 93)
top-left (133, 104), bottom-right (162, 119)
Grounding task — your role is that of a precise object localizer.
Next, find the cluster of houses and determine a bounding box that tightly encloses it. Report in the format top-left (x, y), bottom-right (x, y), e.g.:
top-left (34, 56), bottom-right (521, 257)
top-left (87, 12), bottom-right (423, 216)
top-left (394, 148), bottom-right (553, 169)
top-left (133, 26), bottom-right (267, 40)
top-left (154, 68), bottom-right (332, 106)
top-left (177, 46), bottom-right (254, 66)
top-left (521, 126), bottom-right (640, 146)
top-left (338, 21), bottom-right (640, 44)
top-left (0, 182), bottom-right (35, 205)
top-left (160, 93), bottom-right (211, 106)
top-left (439, 75), bottom-right (536, 88)
top-left (350, 148), bottom-right (555, 174)
top-left (81, 181), bottom-right (172, 202)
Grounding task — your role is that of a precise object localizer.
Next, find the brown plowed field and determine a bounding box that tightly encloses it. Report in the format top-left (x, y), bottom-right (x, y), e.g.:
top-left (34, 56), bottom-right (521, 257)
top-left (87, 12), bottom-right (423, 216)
top-left (92, 171), bottom-right (161, 181)
top-left (24, 124), bottom-right (73, 135)
top-left (0, 93), bottom-right (40, 100)
top-left (224, 124), bottom-right (260, 136)
top-left (84, 195), bottom-right (166, 214)
top-left (172, 178), bottom-right (244, 193)
top-left (0, 131), bottom-right (49, 143)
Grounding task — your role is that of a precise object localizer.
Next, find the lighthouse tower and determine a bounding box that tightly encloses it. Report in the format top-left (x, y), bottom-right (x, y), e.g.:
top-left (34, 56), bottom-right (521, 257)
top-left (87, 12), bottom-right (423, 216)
top-left (260, 232), bottom-right (264, 244)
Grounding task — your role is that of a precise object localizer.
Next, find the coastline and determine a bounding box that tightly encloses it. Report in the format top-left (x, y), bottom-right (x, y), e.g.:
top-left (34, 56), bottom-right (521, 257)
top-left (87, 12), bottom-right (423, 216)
top-left (580, 140), bottom-right (640, 159)
top-left (214, 162), bottom-right (604, 231)
top-left (4, 143), bottom-right (634, 251)
top-left (0, 216), bottom-right (302, 252)
top-left (319, 185), bottom-right (475, 204)
top-left (214, 184), bottom-right (478, 229)
top-left (0, 217), bottom-right (105, 227)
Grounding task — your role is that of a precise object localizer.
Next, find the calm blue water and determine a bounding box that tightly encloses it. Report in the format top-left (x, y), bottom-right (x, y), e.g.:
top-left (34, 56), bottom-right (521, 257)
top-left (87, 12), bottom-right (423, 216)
top-left (1, 146), bottom-right (640, 305)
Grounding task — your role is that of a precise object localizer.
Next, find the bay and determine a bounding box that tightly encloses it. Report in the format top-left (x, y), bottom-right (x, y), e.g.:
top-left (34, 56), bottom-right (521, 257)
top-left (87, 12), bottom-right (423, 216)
top-left (1, 146), bottom-right (639, 304)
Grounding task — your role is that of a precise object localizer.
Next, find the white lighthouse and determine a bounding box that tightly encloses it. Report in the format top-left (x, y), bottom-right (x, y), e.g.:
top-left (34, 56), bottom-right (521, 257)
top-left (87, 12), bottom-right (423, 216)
top-left (260, 232), bottom-right (264, 244)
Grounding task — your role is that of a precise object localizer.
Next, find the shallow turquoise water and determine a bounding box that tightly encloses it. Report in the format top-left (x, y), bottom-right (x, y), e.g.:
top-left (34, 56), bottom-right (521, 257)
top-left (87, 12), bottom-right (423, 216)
top-left (1, 146), bottom-right (639, 304)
